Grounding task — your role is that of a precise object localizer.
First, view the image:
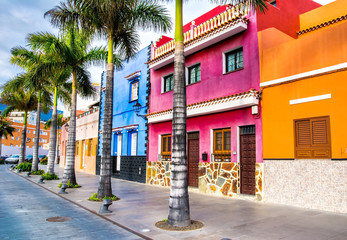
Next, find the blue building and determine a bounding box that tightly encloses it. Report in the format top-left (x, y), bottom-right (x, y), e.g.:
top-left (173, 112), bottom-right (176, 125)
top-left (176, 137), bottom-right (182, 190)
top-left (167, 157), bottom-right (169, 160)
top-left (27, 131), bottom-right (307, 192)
top-left (97, 46), bottom-right (150, 183)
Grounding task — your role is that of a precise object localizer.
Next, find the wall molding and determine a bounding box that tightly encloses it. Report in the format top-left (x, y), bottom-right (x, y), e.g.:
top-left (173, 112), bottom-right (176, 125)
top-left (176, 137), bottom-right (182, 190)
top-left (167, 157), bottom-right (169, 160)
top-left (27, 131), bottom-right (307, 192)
top-left (289, 94), bottom-right (331, 105)
top-left (260, 62), bottom-right (347, 88)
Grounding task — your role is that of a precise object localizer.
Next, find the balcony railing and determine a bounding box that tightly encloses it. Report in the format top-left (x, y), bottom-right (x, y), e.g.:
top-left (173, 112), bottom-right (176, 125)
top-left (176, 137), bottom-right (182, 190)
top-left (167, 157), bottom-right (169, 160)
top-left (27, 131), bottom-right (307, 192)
top-left (152, 3), bottom-right (250, 60)
top-left (77, 107), bottom-right (99, 119)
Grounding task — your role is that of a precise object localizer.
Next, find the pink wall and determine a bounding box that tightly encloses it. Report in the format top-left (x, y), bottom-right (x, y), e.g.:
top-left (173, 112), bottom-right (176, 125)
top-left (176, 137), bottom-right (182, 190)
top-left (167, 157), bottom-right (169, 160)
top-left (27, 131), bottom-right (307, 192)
top-left (148, 108), bottom-right (263, 163)
top-left (149, 13), bottom-right (260, 114)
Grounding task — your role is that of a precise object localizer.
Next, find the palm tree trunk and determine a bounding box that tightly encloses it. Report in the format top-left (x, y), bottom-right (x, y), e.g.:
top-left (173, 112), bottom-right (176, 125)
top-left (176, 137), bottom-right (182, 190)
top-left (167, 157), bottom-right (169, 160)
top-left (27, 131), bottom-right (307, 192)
top-left (97, 35), bottom-right (114, 199)
top-left (19, 111), bottom-right (28, 164)
top-left (62, 71), bottom-right (77, 185)
top-left (55, 129), bottom-right (59, 164)
top-left (47, 87), bottom-right (58, 174)
top-left (32, 91), bottom-right (42, 172)
top-left (0, 138), bottom-right (2, 159)
top-left (167, 0), bottom-right (191, 228)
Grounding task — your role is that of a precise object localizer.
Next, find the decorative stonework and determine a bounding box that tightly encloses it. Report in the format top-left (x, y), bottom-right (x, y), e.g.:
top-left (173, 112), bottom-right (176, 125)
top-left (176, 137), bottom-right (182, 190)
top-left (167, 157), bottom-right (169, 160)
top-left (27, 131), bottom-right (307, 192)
top-left (146, 161), bottom-right (171, 187)
top-left (147, 161), bottom-right (264, 201)
top-left (197, 162), bottom-right (238, 197)
top-left (255, 163), bottom-right (263, 201)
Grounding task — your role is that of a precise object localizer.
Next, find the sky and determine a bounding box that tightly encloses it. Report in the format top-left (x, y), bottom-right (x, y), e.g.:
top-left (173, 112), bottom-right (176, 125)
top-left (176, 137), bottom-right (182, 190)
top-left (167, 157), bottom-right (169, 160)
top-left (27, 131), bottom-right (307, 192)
top-left (0, 0), bottom-right (335, 111)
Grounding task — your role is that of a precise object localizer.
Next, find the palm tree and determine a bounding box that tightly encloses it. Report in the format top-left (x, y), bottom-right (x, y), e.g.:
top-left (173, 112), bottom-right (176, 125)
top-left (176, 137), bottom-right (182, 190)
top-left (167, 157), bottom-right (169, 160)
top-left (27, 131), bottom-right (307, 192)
top-left (162, 0), bottom-right (267, 227)
top-left (0, 116), bottom-right (15, 158)
top-left (27, 28), bottom-right (107, 185)
top-left (44, 113), bottom-right (70, 174)
top-left (45, 0), bottom-right (171, 198)
top-left (45, 70), bottom-right (71, 175)
top-left (1, 87), bottom-right (38, 164)
top-left (10, 46), bottom-right (53, 172)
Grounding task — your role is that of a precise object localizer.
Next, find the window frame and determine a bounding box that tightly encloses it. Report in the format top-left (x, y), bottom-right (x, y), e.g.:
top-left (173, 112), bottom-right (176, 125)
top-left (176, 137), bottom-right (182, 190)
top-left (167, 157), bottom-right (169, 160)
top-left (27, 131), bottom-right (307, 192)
top-left (186, 63), bottom-right (201, 85)
top-left (294, 116), bottom-right (331, 159)
top-left (223, 46), bottom-right (244, 74)
top-left (161, 134), bottom-right (172, 161)
top-left (129, 80), bottom-right (139, 102)
top-left (162, 73), bottom-right (174, 93)
top-left (213, 128), bottom-right (231, 162)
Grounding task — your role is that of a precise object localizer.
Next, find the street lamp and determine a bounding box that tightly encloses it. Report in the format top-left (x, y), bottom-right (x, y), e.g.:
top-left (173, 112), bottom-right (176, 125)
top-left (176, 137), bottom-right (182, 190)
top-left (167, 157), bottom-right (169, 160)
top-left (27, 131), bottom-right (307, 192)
top-left (133, 101), bottom-right (147, 120)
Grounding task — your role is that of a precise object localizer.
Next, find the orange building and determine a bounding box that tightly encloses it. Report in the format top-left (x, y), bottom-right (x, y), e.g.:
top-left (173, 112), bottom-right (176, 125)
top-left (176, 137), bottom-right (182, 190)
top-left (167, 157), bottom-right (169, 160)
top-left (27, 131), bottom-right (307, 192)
top-left (2, 121), bottom-right (50, 155)
top-left (259, 0), bottom-right (347, 213)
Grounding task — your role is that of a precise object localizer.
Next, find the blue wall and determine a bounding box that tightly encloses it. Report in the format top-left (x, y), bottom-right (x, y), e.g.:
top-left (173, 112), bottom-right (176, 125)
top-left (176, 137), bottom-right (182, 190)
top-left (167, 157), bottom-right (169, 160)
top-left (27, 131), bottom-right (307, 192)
top-left (98, 46), bottom-right (150, 157)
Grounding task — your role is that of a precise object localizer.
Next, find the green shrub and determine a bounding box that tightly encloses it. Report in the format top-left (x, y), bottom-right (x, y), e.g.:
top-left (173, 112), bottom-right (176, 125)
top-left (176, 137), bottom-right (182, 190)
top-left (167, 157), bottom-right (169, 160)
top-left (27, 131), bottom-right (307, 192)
top-left (15, 162), bottom-right (32, 172)
top-left (31, 169), bottom-right (45, 175)
top-left (0, 159), bottom-right (4, 164)
top-left (88, 192), bottom-right (118, 202)
top-left (41, 172), bottom-right (59, 180)
top-left (58, 180), bottom-right (81, 188)
top-left (40, 157), bottom-right (48, 165)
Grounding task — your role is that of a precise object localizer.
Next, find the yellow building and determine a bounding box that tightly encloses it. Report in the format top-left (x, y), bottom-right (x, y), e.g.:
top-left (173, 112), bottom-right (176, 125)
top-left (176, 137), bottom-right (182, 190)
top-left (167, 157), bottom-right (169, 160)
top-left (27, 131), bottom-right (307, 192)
top-left (259, 0), bottom-right (347, 213)
top-left (60, 106), bottom-right (99, 175)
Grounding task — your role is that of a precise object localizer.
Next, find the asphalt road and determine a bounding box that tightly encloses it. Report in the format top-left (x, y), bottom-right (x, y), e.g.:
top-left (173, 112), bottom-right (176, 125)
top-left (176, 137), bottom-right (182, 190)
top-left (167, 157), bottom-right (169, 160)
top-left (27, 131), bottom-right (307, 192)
top-left (0, 165), bottom-right (143, 240)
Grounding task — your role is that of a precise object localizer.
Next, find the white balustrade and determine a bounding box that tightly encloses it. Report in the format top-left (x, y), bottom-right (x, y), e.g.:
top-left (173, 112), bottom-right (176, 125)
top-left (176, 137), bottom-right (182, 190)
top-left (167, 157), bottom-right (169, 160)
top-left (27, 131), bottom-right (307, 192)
top-left (152, 3), bottom-right (249, 59)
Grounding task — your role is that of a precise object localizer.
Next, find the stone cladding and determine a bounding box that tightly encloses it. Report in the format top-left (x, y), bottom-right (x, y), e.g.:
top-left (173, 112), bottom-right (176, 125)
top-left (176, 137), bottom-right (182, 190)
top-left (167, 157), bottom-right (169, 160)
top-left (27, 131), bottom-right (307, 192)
top-left (147, 161), bottom-right (264, 201)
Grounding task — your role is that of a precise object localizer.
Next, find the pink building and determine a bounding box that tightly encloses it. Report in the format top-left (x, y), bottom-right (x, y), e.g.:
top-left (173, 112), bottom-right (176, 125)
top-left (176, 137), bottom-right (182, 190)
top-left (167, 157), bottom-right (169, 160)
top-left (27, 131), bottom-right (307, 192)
top-left (146, 1), bottom-right (320, 200)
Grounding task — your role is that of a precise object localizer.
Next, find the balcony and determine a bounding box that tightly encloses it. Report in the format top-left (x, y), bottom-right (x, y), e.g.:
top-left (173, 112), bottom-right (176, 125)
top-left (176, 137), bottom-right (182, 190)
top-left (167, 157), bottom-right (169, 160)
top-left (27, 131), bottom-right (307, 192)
top-left (147, 89), bottom-right (259, 123)
top-left (147, 3), bottom-right (250, 70)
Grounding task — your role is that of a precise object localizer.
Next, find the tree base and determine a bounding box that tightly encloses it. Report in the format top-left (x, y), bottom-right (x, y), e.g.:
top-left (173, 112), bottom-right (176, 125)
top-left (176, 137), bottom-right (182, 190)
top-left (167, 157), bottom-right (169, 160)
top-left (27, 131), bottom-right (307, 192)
top-left (155, 220), bottom-right (204, 231)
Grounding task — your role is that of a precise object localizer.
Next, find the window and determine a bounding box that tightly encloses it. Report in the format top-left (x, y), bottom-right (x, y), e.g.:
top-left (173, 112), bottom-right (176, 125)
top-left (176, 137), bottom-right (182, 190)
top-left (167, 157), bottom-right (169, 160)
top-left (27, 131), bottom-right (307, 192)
top-left (76, 141), bottom-right (79, 156)
top-left (127, 132), bottom-right (137, 156)
top-left (225, 47), bottom-right (243, 73)
top-left (294, 116), bottom-right (331, 159)
top-left (130, 81), bottom-right (139, 101)
top-left (27, 130), bottom-right (30, 133)
top-left (17, 129), bottom-right (20, 132)
top-left (16, 137), bottom-right (19, 140)
top-left (11, 136), bottom-right (14, 140)
top-left (87, 139), bottom-right (92, 156)
top-left (163, 74), bottom-right (173, 93)
top-left (213, 128), bottom-right (231, 162)
top-left (188, 64), bottom-right (201, 85)
top-left (161, 134), bottom-right (172, 160)
top-left (268, 0), bottom-right (277, 7)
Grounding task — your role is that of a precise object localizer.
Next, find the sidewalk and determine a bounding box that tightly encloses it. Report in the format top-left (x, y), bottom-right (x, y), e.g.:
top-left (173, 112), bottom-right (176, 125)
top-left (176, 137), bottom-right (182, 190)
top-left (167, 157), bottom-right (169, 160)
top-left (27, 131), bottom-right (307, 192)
top-left (14, 165), bottom-right (347, 240)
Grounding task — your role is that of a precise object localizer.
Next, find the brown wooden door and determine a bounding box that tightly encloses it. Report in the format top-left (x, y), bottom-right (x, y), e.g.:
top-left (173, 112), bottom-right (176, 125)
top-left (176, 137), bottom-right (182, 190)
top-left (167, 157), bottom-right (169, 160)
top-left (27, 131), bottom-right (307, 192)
top-left (240, 126), bottom-right (256, 195)
top-left (188, 133), bottom-right (199, 188)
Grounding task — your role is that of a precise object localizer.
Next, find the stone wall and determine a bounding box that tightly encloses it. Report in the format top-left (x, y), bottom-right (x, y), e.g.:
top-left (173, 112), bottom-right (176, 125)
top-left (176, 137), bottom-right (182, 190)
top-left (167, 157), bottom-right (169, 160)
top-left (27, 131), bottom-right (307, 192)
top-left (264, 160), bottom-right (347, 213)
top-left (147, 161), bottom-right (264, 201)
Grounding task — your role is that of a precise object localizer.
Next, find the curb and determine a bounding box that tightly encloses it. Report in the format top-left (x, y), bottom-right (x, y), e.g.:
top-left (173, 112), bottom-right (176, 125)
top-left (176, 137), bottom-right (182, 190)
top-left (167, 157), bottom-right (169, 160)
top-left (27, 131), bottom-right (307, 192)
top-left (10, 169), bottom-right (153, 240)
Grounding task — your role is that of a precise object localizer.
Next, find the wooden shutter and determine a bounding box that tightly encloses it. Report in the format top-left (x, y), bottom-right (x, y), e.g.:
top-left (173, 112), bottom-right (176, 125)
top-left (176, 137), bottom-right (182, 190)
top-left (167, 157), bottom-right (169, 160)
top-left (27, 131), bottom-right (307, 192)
top-left (161, 134), bottom-right (171, 160)
top-left (294, 116), bottom-right (331, 159)
top-left (213, 128), bottom-right (231, 162)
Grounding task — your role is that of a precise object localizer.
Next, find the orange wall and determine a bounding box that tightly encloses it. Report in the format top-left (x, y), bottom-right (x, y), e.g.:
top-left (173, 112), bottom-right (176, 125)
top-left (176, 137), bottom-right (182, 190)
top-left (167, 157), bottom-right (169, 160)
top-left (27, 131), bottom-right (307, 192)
top-left (259, 2), bottom-right (347, 159)
top-left (300, 0), bottom-right (347, 30)
top-left (261, 72), bottom-right (347, 158)
top-left (60, 137), bottom-right (98, 175)
top-left (259, 21), bottom-right (347, 82)
top-left (3, 121), bottom-right (50, 148)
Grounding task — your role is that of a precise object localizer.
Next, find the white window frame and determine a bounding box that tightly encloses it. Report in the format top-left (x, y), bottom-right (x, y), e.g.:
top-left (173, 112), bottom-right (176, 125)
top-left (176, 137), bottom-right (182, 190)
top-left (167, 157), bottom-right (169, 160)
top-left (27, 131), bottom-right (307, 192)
top-left (223, 46), bottom-right (243, 74)
top-left (130, 81), bottom-right (139, 102)
top-left (161, 73), bottom-right (174, 93)
top-left (185, 62), bottom-right (201, 85)
top-left (131, 132), bottom-right (137, 156)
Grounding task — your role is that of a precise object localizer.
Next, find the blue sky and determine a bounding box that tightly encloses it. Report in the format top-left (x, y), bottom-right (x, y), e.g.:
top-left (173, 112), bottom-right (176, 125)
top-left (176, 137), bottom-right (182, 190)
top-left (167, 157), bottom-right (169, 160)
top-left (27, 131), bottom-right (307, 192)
top-left (0, 0), bottom-right (334, 110)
